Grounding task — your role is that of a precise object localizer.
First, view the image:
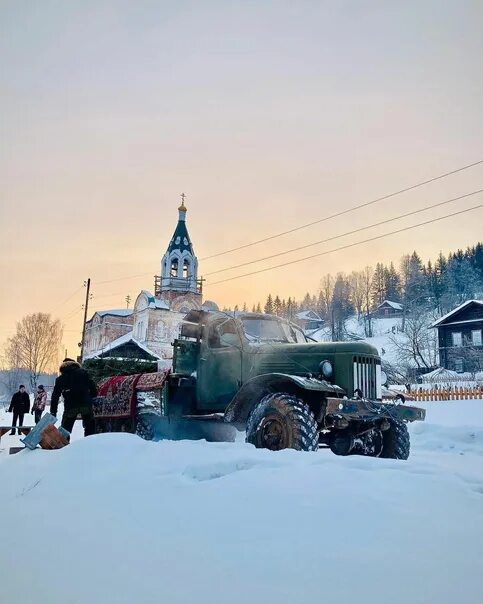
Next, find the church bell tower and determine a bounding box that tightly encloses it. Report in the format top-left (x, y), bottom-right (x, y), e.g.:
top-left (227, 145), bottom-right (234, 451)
top-left (155, 195), bottom-right (202, 311)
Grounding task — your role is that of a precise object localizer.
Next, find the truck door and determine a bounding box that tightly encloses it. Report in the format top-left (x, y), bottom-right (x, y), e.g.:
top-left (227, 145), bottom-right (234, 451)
top-left (197, 317), bottom-right (242, 411)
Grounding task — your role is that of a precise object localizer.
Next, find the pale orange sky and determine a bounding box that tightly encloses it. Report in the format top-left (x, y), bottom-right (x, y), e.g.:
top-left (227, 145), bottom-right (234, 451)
top-left (1, 1), bottom-right (483, 356)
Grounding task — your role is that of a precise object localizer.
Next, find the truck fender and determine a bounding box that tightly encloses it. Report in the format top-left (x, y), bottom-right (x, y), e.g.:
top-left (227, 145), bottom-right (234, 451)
top-left (224, 373), bottom-right (344, 427)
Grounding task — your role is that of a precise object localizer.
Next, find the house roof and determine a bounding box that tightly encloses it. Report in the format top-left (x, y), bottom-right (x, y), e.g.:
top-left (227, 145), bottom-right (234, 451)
top-left (296, 310), bottom-right (323, 321)
top-left (430, 299), bottom-right (483, 328)
top-left (83, 331), bottom-right (162, 361)
top-left (377, 300), bottom-right (403, 311)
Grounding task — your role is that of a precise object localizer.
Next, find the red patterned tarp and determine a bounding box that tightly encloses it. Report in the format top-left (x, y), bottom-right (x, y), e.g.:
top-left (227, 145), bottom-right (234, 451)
top-left (135, 369), bottom-right (170, 391)
top-left (93, 371), bottom-right (170, 420)
top-left (94, 374), bottom-right (142, 419)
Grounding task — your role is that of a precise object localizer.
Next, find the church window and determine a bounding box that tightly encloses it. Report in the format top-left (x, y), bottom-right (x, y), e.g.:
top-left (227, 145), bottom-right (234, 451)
top-left (170, 258), bottom-right (178, 278)
top-left (183, 259), bottom-right (190, 278)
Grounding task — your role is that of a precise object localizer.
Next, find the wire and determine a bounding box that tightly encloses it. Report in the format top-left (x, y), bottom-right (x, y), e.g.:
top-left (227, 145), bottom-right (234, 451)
top-left (205, 188), bottom-right (483, 276)
top-left (96, 273), bottom-right (152, 285)
top-left (50, 285), bottom-right (84, 313)
top-left (61, 305), bottom-right (84, 323)
top-left (206, 202), bottom-right (483, 286)
top-left (200, 159), bottom-right (483, 261)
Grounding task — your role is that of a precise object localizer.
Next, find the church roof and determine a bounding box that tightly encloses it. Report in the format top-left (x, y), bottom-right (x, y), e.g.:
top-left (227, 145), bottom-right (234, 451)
top-left (167, 204), bottom-right (194, 255)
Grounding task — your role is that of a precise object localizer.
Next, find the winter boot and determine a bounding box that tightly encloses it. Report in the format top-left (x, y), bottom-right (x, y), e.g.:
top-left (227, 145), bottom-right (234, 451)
top-left (9, 430), bottom-right (15, 435)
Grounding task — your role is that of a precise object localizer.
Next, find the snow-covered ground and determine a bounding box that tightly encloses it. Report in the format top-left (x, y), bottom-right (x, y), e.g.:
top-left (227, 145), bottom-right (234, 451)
top-left (310, 316), bottom-right (404, 366)
top-left (1, 401), bottom-right (483, 604)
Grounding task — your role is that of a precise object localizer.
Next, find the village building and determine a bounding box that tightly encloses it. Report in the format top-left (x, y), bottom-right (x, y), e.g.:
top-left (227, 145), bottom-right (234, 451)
top-left (295, 310), bottom-right (324, 331)
top-left (82, 198), bottom-right (217, 363)
top-left (373, 300), bottom-right (403, 318)
top-left (431, 299), bottom-right (483, 373)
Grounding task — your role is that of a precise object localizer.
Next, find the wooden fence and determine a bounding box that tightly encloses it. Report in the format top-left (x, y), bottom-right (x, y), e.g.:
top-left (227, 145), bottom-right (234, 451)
top-left (407, 387), bottom-right (483, 402)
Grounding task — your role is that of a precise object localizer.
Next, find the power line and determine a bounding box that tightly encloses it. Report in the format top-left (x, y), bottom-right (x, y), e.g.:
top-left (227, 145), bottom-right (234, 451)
top-left (206, 202), bottom-right (483, 286)
top-left (205, 188), bottom-right (483, 276)
top-left (200, 159), bottom-right (483, 261)
top-left (51, 285), bottom-right (84, 313)
top-left (96, 272), bottom-right (152, 285)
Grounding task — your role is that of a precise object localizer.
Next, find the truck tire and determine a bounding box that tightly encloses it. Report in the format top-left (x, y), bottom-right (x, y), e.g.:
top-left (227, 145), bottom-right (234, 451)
top-left (246, 393), bottom-right (319, 452)
top-left (380, 420), bottom-right (410, 460)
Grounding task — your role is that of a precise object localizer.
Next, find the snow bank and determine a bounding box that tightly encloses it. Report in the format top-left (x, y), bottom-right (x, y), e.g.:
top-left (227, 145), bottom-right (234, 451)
top-left (1, 403), bottom-right (483, 604)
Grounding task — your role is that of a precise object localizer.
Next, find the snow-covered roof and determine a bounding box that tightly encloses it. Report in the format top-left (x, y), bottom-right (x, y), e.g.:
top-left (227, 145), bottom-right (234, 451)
top-left (83, 331), bottom-right (162, 361)
top-left (152, 298), bottom-right (169, 310)
top-left (377, 300), bottom-right (403, 311)
top-left (137, 290), bottom-right (170, 311)
top-left (296, 310), bottom-right (323, 321)
top-left (96, 309), bottom-right (134, 318)
top-left (430, 300), bottom-right (483, 328)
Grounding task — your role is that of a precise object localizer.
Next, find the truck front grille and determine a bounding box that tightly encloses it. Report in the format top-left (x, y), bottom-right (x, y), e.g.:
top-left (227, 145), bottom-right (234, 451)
top-left (353, 356), bottom-right (381, 400)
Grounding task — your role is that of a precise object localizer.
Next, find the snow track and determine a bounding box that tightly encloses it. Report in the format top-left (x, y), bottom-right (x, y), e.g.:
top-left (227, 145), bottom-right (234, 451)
top-left (1, 401), bottom-right (483, 604)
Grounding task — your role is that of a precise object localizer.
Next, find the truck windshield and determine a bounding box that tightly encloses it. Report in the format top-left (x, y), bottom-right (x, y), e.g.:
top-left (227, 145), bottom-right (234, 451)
top-left (241, 318), bottom-right (306, 344)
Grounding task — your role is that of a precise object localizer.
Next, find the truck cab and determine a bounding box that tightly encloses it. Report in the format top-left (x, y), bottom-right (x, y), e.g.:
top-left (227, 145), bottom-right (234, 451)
top-left (173, 310), bottom-right (382, 412)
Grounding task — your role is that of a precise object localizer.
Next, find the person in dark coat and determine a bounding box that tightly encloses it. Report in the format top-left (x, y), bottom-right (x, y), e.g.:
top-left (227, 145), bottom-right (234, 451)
top-left (8, 385), bottom-right (30, 435)
top-left (50, 358), bottom-right (97, 437)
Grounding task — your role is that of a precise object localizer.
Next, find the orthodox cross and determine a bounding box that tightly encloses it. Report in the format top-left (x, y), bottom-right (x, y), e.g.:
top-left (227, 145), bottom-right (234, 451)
top-left (181, 192), bottom-right (186, 204)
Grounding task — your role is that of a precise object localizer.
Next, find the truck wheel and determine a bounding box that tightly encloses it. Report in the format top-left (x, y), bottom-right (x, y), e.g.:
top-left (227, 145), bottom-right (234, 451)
top-left (246, 393), bottom-right (318, 452)
top-left (380, 420), bottom-right (410, 460)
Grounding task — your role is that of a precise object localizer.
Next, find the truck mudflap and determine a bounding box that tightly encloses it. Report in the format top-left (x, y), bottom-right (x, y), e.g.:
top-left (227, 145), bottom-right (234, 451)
top-left (325, 397), bottom-right (426, 423)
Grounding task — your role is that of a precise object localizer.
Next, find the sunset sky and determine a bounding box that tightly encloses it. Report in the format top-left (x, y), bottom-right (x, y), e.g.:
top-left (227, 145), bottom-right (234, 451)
top-left (1, 1), bottom-right (483, 356)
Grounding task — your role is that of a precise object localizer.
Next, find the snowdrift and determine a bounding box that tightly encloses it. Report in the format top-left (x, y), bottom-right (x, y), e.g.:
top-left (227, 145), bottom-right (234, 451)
top-left (0, 401), bottom-right (482, 604)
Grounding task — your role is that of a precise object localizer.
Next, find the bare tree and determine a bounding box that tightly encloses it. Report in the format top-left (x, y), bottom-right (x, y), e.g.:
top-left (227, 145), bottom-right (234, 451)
top-left (318, 274), bottom-right (335, 338)
top-left (5, 313), bottom-right (63, 390)
top-left (349, 270), bottom-right (365, 319)
top-left (0, 343), bottom-right (25, 398)
top-left (389, 307), bottom-right (438, 373)
top-left (361, 266), bottom-right (374, 337)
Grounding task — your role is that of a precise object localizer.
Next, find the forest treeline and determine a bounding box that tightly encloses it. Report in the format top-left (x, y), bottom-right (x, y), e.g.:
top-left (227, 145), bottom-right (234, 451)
top-left (225, 243), bottom-right (483, 340)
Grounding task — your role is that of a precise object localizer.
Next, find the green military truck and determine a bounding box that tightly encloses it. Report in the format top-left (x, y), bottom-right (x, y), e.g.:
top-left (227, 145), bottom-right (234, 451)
top-left (151, 310), bottom-right (425, 459)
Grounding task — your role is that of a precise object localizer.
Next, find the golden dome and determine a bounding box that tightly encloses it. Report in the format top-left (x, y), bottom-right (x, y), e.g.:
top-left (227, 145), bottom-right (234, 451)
top-left (178, 201), bottom-right (187, 212)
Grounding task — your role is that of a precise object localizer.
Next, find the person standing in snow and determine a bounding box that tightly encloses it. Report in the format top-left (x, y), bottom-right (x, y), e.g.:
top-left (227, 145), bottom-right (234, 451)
top-left (31, 385), bottom-right (47, 424)
top-left (7, 385), bottom-right (30, 435)
top-left (50, 358), bottom-right (97, 437)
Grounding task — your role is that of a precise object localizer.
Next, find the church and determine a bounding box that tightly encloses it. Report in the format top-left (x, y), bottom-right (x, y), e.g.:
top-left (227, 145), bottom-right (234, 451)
top-left (82, 198), bottom-right (218, 364)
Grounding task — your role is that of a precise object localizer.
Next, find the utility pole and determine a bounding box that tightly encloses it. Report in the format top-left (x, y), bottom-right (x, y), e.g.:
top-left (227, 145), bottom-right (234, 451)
top-left (79, 278), bottom-right (91, 361)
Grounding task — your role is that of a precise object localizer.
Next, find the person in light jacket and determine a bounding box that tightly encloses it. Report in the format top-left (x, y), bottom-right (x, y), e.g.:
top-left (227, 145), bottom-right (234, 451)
top-left (31, 385), bottom-right (47, 424)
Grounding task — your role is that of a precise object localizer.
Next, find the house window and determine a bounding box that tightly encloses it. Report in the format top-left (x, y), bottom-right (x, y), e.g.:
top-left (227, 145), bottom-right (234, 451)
top-left (452, 332), bottom-right (462, 347)
top-left (183, 259), bottom-right (190, 279)
top-left (472, 329), bottom-right (482, 346)
top-left (454, 358), bottom-right (464, 373)
top-left (170, 258), bottom-right (178, 278)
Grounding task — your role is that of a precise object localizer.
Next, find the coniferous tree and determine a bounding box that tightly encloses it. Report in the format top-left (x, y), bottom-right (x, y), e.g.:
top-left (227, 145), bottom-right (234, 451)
top-left (256, 302), bottom-right (262, 313)
top-left (273, 295), bottom-right (283, 316)
top-left (371, 263), bottom-right (386, 306)
top-left (281, 299), bottom-right (287, 318)
top-left (286, 297), bottom-right (295, 321)
top-left (264, 294), bottom-right (274, 314)
top-left (384, 262), bottom-right (401, 301)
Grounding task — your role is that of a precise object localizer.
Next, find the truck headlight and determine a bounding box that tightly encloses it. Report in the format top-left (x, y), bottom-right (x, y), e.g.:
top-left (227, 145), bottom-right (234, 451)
top-left (319, 360), bottom-right (333, 380)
